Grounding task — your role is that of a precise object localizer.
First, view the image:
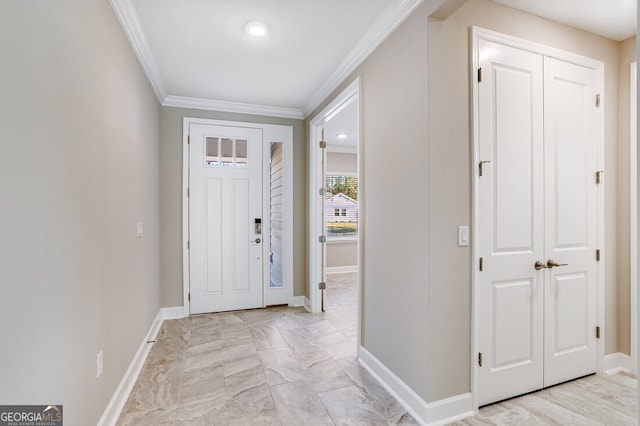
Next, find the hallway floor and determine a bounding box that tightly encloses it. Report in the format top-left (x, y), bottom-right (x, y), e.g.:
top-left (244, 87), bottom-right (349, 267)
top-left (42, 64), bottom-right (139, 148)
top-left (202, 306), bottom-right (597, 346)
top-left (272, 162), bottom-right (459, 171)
top-left (117, 272), bottom-right (418, 425)
top-left (117, 272), bottom-right (637, 425)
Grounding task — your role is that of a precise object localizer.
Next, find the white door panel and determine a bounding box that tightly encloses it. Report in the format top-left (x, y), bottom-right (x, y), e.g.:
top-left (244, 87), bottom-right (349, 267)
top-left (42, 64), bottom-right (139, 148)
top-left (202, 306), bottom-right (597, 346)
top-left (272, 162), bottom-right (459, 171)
top-left (543, 57), bottom-right (598, 386)
top-left (478, 39), bottom-right (544, 405)
top-left (189, 124), bottom-right (264, 314)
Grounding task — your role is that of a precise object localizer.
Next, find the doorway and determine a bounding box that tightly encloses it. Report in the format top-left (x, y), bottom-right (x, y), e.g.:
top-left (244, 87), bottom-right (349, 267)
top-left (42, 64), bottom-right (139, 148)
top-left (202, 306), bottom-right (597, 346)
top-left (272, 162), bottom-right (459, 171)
top-left (182, 118), bottom-right (294, 315)
top-left (472, 28), bottom-right (605, 406)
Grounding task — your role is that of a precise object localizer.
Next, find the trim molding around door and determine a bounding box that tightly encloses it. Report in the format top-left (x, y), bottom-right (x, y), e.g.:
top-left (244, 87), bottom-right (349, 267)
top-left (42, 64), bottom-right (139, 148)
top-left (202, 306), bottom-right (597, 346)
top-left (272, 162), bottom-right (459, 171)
top-left (470, 26), bottom-right (606, 410)
top-left (182, 117), bottom-right (294, 316)
top-left (308, 77), bottom-right (361, 316)
top-left (631, 61), bottom-right (637, 376)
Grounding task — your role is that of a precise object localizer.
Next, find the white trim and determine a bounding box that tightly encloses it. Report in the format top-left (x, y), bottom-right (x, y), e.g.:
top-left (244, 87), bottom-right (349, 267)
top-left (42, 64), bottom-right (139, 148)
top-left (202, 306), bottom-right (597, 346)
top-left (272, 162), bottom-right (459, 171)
top-left (108, 0), bottom-right (166, 102)
top-left (470, 26), bottom-right (606, 410)
top-left (182, 118), bottom-right (294, 314)
top-left (359, 348), bottom-right (475, 425)
top-left (603, 352), bottom-right (632, 375)
top-left (630, 61), bottom-right (637, 376)
top-left (163, 96), bottom-right (303, 120)
top-left (326, 265), bottom-right (358, 274)
top-left (326, 146), bottom-right (357, 154)
top-left (289, 296), bottom-right (305, 308)
top-left (301, 0), bottom-right (424, 116)
top-left (97, 310), bottom-right (164, 426)
top-left (303, 297), bottom-right (312, 312)
top-left (161, 306), bottom-right (185, 320)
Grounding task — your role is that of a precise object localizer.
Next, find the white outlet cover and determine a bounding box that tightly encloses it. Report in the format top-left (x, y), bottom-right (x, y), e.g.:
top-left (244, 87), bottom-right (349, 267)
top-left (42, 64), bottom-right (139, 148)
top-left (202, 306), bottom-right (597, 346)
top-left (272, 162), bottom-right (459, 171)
top-left (136, 222), bottom-right (143, 238)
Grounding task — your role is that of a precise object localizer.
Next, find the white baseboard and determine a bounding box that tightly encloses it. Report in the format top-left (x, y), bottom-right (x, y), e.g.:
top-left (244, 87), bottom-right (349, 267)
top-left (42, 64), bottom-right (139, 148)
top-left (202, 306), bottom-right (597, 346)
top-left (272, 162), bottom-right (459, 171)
top-left (289, 296), bottom-right (305, 308)
top-left (326, 265), bottom-right (358, 274)
top-left (162, 306), bottom-right (186, 320)
top-left (303, 297), bottom-right (311, 312)
top-left (359, 347), bottom-right (474, 425)
top-left (97, 309), bottom-right (165, 426)
top-left (603, 352), bottom-right (632, 375)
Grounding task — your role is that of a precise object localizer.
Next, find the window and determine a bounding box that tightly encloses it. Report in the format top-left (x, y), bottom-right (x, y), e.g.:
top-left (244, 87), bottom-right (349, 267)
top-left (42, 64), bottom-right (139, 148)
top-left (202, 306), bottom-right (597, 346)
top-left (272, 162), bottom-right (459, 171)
top-left (205, 137), bottom-right (248, 167)
top-left (325, 175), bottom-right (358, 238)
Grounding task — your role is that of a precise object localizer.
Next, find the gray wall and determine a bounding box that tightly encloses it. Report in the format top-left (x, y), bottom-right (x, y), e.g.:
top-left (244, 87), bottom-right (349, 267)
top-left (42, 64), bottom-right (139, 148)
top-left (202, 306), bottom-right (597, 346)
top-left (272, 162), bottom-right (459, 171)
top-left (159, 107), bottom-right (306, 305)
top-left (309, 0), bottom-right (634, 403)
top-left (0, 1), bottom-right (161, 424)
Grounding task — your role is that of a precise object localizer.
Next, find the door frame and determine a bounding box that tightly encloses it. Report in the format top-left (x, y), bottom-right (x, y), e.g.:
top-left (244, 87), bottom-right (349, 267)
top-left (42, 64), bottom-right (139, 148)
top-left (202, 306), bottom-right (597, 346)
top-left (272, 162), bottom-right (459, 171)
top-left (308, 78), bottom-right (361, 314)
top-left (631, 61), bottom-right (637, 375)
top-left (182, 117), bottom-right (294, 316)
top-left (470, 27), bottom-right (605, 410)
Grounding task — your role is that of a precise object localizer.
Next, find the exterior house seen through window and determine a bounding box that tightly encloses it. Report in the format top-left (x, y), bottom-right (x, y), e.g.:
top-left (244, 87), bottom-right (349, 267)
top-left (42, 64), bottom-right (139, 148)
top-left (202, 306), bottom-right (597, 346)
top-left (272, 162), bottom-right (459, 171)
top-left (326, 175), bottom-right (358, 238)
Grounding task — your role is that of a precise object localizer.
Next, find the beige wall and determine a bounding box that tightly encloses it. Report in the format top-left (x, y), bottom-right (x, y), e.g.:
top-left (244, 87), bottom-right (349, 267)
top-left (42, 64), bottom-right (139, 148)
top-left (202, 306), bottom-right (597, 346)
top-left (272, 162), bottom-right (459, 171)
top-left (617, 35), bottom-right (637, 355)
top-left (327, 151), bottom-right (358, 173)
top-left (159, 107), bottom-right (306, 305)
top-left (0, 1), bottom-right (161, 424)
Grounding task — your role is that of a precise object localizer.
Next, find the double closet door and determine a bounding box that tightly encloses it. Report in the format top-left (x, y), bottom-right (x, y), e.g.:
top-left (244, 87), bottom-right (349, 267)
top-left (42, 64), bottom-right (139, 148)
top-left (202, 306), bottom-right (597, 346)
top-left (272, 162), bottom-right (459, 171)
top-left (477, 37), bottom-right (601, 406)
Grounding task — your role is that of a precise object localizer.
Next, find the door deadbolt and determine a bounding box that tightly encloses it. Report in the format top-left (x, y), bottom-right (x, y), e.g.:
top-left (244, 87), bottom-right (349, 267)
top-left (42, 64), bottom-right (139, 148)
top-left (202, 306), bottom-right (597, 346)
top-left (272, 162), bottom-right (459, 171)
top-left (253, 238), bottom-right (261, 244)
top-left (254, 218), bottom-right (262, 235)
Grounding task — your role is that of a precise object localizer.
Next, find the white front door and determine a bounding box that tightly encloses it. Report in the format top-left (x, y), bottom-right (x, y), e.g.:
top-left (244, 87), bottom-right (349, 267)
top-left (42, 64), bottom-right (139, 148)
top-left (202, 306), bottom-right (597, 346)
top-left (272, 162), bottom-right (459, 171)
top-left (477, 39), bottom-right (600, 406)
top-left (189, 123), bottom-right (264, 314)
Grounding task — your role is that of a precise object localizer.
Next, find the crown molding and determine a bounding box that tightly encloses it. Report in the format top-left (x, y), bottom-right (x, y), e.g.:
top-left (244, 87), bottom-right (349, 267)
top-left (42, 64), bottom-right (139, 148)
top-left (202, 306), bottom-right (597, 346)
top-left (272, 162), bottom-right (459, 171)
top-left (163, 96), bottom-right (304, 120)
top-left (109, 0), bottom-right (167, 102)
top-left (302, 0), bottom-right (424, 117)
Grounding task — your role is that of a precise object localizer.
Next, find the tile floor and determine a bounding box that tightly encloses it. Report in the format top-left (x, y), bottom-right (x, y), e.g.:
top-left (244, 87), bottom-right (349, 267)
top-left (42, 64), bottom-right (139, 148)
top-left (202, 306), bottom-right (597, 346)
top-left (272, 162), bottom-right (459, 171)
top-left (118, 272), bottom-right (638, 425)
top-left (117, 272), bottom-right (418, 425)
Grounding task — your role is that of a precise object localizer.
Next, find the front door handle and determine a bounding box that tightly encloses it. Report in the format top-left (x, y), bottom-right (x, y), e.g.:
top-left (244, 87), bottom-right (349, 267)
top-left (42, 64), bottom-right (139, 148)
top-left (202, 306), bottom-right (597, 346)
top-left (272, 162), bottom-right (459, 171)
top-left (546, 259), bottom-right (568, 269)
top-left (252, 238), bottom-right (261, 244)
top-left (535, 260), bottom-right (548, 271)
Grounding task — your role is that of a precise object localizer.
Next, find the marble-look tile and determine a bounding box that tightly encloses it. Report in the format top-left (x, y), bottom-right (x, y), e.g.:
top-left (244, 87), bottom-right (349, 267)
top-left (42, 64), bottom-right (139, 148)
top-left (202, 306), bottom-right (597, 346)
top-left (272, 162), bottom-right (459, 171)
top-left (226, 382), bottom-right (280, 426)
top-left (323, 340), bottom-right (356, 361)
top-left (185, 340), bottom-right (223, 370)
top-left (222, 337), bottom-right (257, 360)
top-left (258, 347), bottom-right (306, 385)
top-left (270, 381), bottom-right (334, 426)
top-left (224, 364), bottom-right (267, 399)
top-left (336, 358), bottom-right (390, 400)
top-left (174, 391), bottom-right (226, 426)
top-left (294, 350), bottom-right (353, 393)
top-left (280, 328), bottom-right (324, 354)
top-left (180, 364), bottom-right (225, 402)
top-left (319, 385), bottom-right (388, 425)
top-left (223, 353), bottom-right (261, 377)
top-left (117, 404), bottom-right (178, 426)
top-left (251, 323), bottom-right (287, 351)
top-left (125, 361), bottom-right (184, 413)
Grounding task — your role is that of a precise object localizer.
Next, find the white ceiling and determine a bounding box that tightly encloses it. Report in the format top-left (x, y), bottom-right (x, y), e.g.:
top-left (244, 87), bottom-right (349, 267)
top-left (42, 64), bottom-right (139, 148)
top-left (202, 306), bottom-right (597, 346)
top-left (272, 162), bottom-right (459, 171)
top-left (324, 99), bottom-right (358, 152)
top-left (111, 0), bottom-right (637, 119)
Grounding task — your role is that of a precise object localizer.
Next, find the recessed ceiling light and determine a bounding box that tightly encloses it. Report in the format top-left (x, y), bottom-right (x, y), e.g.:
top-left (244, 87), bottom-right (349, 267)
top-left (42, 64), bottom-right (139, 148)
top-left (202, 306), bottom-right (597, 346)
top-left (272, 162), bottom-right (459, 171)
top-left (336, 132), bottom-right (347, 139)
top-left (246, 21), bottom-right (268, 38)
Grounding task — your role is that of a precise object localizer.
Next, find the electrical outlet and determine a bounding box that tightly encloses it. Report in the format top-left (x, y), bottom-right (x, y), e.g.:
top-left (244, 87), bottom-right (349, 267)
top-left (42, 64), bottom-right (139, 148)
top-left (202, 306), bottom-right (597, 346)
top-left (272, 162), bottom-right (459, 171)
top-left (136, 222), bottom-right (143, 238)
top-left (97, 350), bottom-right (103, 379)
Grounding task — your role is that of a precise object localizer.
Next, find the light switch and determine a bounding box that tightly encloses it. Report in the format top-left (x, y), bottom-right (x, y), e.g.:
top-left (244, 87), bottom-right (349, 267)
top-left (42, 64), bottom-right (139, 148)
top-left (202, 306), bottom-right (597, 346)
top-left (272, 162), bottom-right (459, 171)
top-left (458, 226), bottom-right (469, 247)
top-left (136, 222), bottom-right (143, 238)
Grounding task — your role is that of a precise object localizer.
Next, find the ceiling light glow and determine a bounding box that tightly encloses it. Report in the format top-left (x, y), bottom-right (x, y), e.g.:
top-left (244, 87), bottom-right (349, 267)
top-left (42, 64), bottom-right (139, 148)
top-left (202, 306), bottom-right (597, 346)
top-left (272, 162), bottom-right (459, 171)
top-left (337, 132), bottom-right (347, 139)
top-left (246, 21), bottom-right (268, 37)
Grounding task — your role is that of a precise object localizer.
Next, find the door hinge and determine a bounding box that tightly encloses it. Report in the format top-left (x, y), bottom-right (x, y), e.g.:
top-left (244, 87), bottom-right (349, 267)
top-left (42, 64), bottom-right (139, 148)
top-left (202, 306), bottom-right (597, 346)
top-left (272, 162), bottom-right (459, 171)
top-left (188, 135), bottom-right (190, 144)
top-left (188, 292), bottom-right (191, 302)
top-left (596, 170), bottom-right (604, 184)
top-left (187, 240), bottom-right (190, 250)
top-left (479, 160), bottom-right (491, 177)
top-left (319, 188), bottom-right (325, 196)
top-left (319, 235), bottom-right (326, 243)
top-left (187, 187), bottom-right (189, 197)
top-left (478, 352), bottom-right (483, 367)
top-left (596, 94), bottom-right (601, 108)
top-left (478, 67), bottom-right (482, 83)
top-left (319, 282), bottom-right (326, 290)
top-left (319, 140), bottom-right (327, 149)
top-left (479, 257), bottom-right (484, 272)
top-left (596, 249), bottom-right (601, 261)
top-left (596, 326), bottom-right (601, 339)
